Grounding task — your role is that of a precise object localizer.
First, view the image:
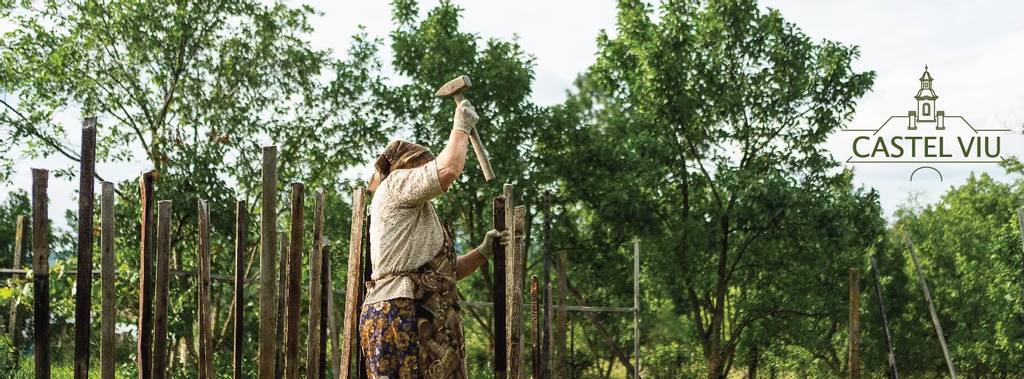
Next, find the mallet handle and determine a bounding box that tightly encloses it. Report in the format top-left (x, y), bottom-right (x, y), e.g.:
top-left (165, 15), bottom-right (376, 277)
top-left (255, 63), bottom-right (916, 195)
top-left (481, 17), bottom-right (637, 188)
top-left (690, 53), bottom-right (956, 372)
top-left (454, 93), bottom-right (495, 181)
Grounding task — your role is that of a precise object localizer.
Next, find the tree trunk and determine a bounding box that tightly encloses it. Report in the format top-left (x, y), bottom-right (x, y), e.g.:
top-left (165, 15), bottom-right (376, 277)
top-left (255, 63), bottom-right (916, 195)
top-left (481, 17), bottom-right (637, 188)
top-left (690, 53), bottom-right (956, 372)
top-left (746, 345), bottom-right (758, 379)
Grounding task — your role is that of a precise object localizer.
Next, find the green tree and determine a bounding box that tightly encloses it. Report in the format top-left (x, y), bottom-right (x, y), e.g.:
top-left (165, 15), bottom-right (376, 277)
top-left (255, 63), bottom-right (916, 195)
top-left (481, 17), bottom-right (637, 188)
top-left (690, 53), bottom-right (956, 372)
top-left (892, 167), bottom-right (1024, 376)
top-left (1, 0), bottom-right (388, 373)
top-left (538, 0), bottom-right (877, 376)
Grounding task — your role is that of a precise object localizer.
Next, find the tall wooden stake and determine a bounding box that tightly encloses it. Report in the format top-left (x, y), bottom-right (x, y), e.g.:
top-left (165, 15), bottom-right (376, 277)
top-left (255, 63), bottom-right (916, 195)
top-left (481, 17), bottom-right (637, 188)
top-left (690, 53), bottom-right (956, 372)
top-left (137, 171), bottom-right (156, 379)
top-left (848, 268), bottom-right (861, 379)
top-left (902, 231), bottom-right (956, 378)
top-left (8, 215), bottom-right (26, 351)
top-left (276, 231), bottom-right (287, 379)
top-left (508, 205), bottom-right (526, 378)
top-left (32, 168), bottom-right (50, 379)
top-left (307, 190), bottom-right (327, 379)
top-left (74, 117), bottom-right (97, 379)
top-left (319, 245), bottom-right (330, 379)
top-left (284, 183), bottom-right (304, 379)
top-left (358, 215), bottom-right (371, 379)
top-left (531, 276), bottom-right (541, 379)
top-left (198, 200), bottom-right (214, 379)
top-left (233, 201), bottom-right (248, 379)
top-left (634, 238), bottom-right (641, 379)
top-left (327, 262), bottom-right (342, 379)
top-left (542, 192), bottom-right (552, 379)
top-left (492, 185), bottom-right (510, 379)
top-left (340, 188), bottom-right (366, 379)
top-left (870, 257), bottom-right (900, 379)
top-left (152, 201), bottom-right (172, 379)
top-left (258, 146), bottom-right (279, 379)
top-left (100, 183), bottom-right (116, 379)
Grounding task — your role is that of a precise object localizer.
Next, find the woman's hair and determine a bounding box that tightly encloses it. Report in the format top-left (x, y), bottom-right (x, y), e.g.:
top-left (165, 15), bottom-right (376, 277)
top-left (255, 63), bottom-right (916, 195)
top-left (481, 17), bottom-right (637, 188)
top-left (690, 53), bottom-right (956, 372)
top-left (374, 139), bottom-right (434, 181)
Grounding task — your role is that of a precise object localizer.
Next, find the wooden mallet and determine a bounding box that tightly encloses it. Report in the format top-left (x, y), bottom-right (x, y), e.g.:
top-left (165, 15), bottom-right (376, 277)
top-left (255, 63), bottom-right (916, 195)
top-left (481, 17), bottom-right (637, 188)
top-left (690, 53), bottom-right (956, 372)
top-left (436, 75), bottom-right (495, 181)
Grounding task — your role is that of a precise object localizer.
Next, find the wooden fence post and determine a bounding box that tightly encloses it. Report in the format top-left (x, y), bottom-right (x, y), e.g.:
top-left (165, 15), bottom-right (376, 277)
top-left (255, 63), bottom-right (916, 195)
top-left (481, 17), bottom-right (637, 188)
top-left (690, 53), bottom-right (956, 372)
top-left (152, 201), bottom-right (172, 379)
top-left (74, 117), bottom-right (97, 379)
top-left (138, 171), bottom-right (156, 379)
top-left (492, 184), bottom-right (510, 379)
top-left (277, 230), bottom-right (287, 379)
top-left (318, 244), bottom-right (330, 379)
top-left (848, 268), bottom-right (860, 379)
top-left (508, 205), bottom-right (526, 378)
top-left (531, 276), bottom-right (541, 379)
top-left (634, 238), bottom-right (641, 379)
top-left (306, 190), bottom-right (326, 379)
top-left (359, 215), bottom-right (371, 379)
top-left (285, 183), bottom-right (304, 379)
top-left (327, 261), bottom-right (341, 379)
top-left (198, 200), bottom-right (214, 379)
top-left (8, 215), bottom-right (26, 351)
top-left (100, 182), bottom-right (116, 379)
top-left (258, 146), bottom-right (278, 379)
top-left (902, 231), bottom-right (957, 379)
top-left (233, 200), bottom-right (248, 379)
top-left (32, 168), bottom-right (50, 379)
top-left (542, 191), bottom-right (552, 379)
top-left (340, 187), bottom-right (366, 379)
top-left (870, 257), bottom-right (900, 379)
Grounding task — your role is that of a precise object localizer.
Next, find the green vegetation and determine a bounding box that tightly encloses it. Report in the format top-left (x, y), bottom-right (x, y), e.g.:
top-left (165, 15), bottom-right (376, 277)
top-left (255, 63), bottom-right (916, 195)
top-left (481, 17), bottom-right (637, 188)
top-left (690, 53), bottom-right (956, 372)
top-left (0, 0), bottom-right (1021, 377)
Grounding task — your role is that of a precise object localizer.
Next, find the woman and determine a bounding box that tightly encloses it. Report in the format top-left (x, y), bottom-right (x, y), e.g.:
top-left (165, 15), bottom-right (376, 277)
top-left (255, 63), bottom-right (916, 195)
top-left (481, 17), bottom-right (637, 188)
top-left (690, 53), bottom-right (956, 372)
top-left (360, 99), bottom-right (510, 379)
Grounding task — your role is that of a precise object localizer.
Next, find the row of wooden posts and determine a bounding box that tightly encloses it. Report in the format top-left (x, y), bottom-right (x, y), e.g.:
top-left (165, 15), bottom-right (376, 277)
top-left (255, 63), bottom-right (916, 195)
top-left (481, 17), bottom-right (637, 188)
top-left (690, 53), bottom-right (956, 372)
top-left (7, 118), bottom-right (608, 379)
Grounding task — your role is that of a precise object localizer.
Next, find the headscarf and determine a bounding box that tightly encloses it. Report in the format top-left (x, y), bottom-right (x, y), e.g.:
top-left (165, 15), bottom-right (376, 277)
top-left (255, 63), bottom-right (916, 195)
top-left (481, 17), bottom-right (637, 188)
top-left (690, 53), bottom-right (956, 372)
top-left (374, 139), bottom-right (435, 181)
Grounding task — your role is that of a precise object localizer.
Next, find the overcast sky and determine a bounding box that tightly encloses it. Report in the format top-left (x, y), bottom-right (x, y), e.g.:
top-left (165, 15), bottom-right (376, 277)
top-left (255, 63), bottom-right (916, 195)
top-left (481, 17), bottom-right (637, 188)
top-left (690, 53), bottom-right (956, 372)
top-left (5, 0), bottom-right (1023, 224)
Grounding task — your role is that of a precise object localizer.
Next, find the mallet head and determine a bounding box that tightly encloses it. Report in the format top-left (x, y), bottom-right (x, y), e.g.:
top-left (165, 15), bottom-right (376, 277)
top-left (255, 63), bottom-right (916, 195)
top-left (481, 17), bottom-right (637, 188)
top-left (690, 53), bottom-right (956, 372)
top-left (435, 75), bottom-right (472, 100)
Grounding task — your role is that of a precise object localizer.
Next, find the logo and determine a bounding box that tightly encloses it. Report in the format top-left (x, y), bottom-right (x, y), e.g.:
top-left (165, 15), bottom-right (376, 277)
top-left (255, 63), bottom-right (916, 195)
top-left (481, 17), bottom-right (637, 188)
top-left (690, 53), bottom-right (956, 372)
top-left (841, 66), bottom-right (1012, 180)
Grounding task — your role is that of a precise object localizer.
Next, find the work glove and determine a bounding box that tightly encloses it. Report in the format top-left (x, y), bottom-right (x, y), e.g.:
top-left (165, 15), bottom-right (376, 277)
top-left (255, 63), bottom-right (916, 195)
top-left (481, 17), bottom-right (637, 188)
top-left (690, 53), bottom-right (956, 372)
top-left (453, 99), bottom-right (479, 135)
top-left (475, 229), bottom-right (511, 259)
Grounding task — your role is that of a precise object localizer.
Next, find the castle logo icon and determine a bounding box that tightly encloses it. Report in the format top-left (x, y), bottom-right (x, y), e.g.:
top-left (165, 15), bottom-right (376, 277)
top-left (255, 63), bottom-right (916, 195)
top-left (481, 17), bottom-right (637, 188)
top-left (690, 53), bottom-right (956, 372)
top-left (841, 66), bottom-right (1012, 179)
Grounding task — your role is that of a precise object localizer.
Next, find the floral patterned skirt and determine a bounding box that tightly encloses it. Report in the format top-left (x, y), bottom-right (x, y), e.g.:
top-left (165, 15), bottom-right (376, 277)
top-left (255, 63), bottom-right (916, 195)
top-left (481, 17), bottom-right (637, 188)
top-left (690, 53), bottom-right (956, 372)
top-left (359, 297), bottom-right (420, 379)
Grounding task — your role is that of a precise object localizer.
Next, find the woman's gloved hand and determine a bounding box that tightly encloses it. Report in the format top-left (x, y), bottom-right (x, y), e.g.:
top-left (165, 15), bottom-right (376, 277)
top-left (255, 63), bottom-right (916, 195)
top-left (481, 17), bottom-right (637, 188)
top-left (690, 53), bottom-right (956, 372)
top-left (453, 99), bottom-right (479, 135)
top-left (475, 229), bottom-right (511, 259)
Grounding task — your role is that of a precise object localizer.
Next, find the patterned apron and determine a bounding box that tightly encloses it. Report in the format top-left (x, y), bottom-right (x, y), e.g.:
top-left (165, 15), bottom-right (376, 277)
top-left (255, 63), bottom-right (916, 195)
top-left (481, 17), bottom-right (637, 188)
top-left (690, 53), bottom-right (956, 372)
top-left (365, 222), bottom-right (467, 379)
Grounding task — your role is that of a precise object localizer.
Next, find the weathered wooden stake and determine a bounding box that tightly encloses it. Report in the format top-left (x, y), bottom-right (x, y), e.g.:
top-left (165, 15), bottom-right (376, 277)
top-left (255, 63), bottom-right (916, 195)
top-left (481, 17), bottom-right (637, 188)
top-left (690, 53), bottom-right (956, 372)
top-left (340, 187), bottom-right (366, 379)
top-left (531, 276), bottom-right (541, 379)
top-left (276, 230), bottom-right (287, 379)
top-left (508, 204), bottom-right (526, 378)
top-left (198, 200), bottom-right (214, 379)
top-left (307, 190), bottom-right (327, 379)
top-left (233, 200), bottom-right (248, 379)
top-left (358, 215), bottom-right (371, 379)
top-left (152, 201), bottom-right (172, 379)
top-left (285, 183), bottom-right (304, 379)
top-left (634, 238), bottom-right (641, 379)
top-left (32, 168), bottom-right (50, 379)
top-left (870, 257), bottom-right (900, 379)
top-left (492, 185), bottom-right (510, 379)
top-left (100, 182), bottom-right (116, 379)
top-left (902, 231), bottom-right (956, 379)
top-left (258, 146), bottom-right (279, 379)
top-left (327, 261), bottom-right (342, 379)
top-left (138, 171), bottom-right (156, 379)
top-left (542, 191), bottom-right (552, 379)
top-left (8, 215), bottom-right (26, 351)
top-left (74, 117), bottom-right (97, 379)
top-left (848, 268), bottom-right (861, 379)
top-left (319, 244), bottom-right (330, 379)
